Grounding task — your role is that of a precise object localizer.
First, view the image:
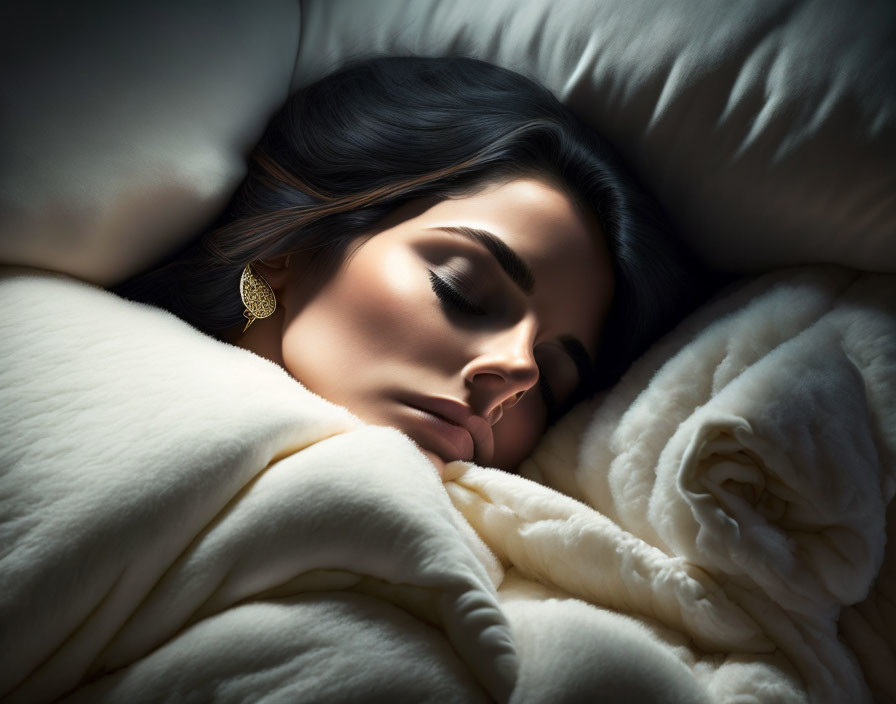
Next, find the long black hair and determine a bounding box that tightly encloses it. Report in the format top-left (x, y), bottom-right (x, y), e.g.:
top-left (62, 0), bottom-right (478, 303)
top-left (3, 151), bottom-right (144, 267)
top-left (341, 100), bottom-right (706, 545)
top-left (115, 54), bottom-right (717, 390)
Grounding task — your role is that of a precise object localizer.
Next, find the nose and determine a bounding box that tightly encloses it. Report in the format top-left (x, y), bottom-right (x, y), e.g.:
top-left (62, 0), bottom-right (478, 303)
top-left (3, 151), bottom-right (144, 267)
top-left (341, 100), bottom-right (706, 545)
top-left (461, 319), bottom-right (540, 425)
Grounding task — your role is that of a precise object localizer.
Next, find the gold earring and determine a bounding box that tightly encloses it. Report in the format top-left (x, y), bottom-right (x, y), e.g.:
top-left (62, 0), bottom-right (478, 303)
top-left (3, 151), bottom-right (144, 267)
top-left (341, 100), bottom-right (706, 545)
top-left (239, 262), bottom-right (277, 332)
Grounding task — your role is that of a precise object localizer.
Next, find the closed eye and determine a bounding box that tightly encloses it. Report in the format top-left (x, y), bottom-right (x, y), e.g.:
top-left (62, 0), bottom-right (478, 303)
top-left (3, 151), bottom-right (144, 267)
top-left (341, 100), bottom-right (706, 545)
top-left (428, 270), bottom-right (487, 316)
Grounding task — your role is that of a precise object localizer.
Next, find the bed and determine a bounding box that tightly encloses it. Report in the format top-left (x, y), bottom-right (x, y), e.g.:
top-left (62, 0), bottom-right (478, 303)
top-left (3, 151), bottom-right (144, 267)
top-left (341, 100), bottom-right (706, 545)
top-left (2, 1), bottom-right (894, 702)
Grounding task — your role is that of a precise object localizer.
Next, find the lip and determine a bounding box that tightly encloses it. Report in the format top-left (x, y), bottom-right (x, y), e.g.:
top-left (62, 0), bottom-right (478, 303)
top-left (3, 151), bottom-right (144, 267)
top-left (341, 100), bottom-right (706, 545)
top-left (404, 395), bottom-right (494, 466)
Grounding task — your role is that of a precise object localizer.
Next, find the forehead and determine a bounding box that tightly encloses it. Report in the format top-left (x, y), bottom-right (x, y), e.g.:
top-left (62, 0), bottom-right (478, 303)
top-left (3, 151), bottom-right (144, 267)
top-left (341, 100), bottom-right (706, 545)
top-left (410, 176), bottom-right (615, 353)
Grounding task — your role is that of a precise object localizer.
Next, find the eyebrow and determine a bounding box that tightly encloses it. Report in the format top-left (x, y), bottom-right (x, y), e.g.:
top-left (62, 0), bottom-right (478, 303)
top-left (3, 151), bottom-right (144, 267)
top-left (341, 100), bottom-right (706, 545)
top-left (426, 225), bottom-right (535, 295)
top-left (428, 224), bottom-right (596, 398)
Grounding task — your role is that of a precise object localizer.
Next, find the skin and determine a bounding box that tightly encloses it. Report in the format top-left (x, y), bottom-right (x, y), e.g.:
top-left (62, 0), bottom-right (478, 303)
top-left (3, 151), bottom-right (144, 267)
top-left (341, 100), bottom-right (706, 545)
top-left (232, 175), bottom-right (615, 476)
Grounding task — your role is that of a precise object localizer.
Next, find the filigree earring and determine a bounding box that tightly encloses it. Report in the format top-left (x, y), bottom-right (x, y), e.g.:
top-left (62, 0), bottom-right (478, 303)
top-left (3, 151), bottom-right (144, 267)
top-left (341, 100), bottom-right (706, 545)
top-left (239, 262), bottom-right (277, 332)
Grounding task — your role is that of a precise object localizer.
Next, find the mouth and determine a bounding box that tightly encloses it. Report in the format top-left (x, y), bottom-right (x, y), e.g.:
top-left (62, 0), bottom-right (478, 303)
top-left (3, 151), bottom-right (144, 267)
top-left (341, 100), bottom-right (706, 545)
top-left (403, 396), bottom-right (494, 466)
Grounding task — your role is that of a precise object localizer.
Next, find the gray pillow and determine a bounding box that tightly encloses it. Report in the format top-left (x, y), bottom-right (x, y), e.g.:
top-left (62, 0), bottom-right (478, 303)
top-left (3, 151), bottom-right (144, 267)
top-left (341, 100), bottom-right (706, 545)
top-left (2, 0), bottom-right (893, 284)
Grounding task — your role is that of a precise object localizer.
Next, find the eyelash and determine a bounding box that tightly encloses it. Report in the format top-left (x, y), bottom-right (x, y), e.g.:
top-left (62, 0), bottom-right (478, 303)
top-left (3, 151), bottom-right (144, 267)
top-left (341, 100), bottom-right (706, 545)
top-left (428, 270), bottom-right (487, 316)
top-left (429, 269), bottom-right (560, 421)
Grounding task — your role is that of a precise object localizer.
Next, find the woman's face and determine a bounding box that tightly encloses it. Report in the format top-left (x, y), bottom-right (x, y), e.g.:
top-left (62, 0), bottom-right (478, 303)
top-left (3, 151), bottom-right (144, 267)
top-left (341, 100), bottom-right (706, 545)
top-left (237, 176), bottom-right (614, 475)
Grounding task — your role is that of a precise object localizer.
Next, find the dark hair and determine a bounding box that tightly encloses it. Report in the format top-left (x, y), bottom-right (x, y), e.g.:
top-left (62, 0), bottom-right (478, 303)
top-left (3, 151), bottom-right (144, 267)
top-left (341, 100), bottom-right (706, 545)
top-left (116, 54), bottom-right (716, 392)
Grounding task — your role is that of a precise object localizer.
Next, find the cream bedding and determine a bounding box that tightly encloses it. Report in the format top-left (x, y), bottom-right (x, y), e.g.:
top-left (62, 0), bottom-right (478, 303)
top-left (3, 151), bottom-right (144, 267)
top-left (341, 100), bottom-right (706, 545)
top-left (514, 266), bottom-right (896, 702)
top-left (1, 265), bottom-right (893, 703)
top-left (0, 267), bottom-right (703, 703)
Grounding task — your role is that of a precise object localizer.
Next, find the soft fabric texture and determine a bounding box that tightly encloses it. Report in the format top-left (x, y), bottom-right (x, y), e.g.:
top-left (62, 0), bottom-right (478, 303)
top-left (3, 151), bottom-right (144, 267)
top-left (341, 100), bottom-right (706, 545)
top-left (0, 267), bottom-right (709, 703)
top-left (2, 264), bottom-right (894, 702)
top-left (515, 266), bottom-right (896, 702)
top-left (2, 0), bottom-right (894, 284)
top-left (839, 498), bottom-right (896, 699)
top-left (0, 268), bottom-right (510, 702)
top-left (0, 0), bottom-right (299, 285)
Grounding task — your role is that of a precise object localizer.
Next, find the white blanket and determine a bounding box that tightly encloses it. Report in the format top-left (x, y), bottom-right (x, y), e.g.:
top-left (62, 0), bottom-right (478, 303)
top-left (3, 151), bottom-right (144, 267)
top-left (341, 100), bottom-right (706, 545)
top-left (0, 268), bottom-right (512, 702)
top-left (511, 266), bottom-right (896, 703)
top-left (0, 267), bottom-right (705, 703)
top-left (2, 265), bottom-right (893, 703)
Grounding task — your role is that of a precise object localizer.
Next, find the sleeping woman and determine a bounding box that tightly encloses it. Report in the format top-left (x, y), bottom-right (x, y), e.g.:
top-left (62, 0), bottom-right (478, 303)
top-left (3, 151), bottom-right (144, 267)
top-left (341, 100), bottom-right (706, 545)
top-left (116, 55), bottom-right (714, 475)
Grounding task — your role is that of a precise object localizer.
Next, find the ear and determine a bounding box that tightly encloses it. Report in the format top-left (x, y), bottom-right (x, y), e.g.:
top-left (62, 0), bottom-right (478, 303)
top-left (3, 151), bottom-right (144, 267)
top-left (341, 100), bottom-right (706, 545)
top-left (251, 254), bottom-right (293, 290)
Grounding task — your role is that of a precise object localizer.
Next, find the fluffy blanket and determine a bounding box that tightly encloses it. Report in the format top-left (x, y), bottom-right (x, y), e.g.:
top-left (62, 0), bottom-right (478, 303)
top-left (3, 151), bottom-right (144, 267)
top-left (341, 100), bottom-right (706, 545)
top-left (508, 266), bottom-right (896, 702)
top-left (0, 267), bottom-right (704, 703)
top-left (1, 265), bottom-right (893, 703)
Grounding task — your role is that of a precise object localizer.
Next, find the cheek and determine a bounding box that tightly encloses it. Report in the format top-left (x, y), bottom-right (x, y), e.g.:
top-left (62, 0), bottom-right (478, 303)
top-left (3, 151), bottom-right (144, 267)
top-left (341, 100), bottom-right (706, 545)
top-left (336, 249), bottom-right (437, 356)
top-left (280, 253), bottom-right (440, 396)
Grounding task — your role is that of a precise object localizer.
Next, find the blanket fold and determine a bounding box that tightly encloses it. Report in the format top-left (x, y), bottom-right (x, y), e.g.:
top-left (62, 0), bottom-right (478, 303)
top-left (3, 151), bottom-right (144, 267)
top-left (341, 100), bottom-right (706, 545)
top-left (3, 264), bottom-right (893, 703)
top-left (0, 267), bottom-right (515, 703)
top-left (519, 266), bottom-right (896, 703)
